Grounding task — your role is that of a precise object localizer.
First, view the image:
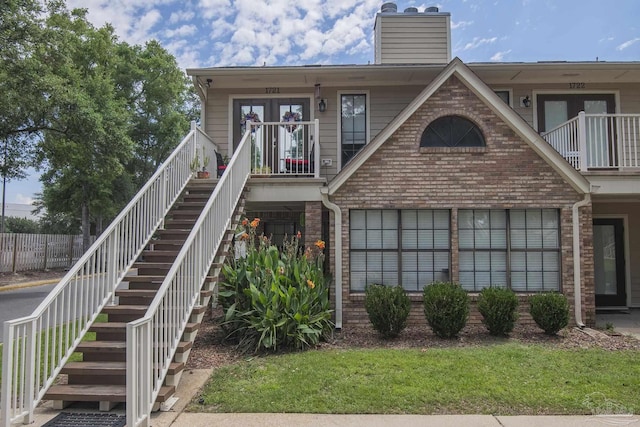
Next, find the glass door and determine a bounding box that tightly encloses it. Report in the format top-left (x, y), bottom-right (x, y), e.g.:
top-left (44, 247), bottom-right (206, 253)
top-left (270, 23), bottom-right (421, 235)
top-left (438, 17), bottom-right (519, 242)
top-left (233, 98), bottom-right (309, 173)
top-left (594, 218), bottom-right (626, 307)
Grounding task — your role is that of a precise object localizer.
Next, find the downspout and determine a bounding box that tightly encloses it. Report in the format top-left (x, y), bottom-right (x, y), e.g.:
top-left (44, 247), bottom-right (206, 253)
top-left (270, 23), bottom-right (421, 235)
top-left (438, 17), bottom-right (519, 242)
top-left (320, 188), bottom-right (342, 329)
top-left (572, 193), bottom-right (591, 328)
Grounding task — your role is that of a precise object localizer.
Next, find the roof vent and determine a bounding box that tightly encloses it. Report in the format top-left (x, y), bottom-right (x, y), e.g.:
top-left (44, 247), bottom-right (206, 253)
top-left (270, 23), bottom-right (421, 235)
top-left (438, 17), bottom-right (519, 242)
top-left (425, 6), bottom-right (439, 12)
top-left (381, 2), bottom-right (397, 13)
top-left (404, 7), bottom-right (418, 13)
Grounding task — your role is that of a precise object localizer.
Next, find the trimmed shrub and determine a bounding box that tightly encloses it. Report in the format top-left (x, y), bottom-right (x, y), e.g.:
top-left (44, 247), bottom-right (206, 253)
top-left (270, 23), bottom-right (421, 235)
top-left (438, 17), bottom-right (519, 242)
top-left (364, 284), bottom-right (411, 338)
top-left (529, 292), bottom-right (570, 335)
top-left (423, 282), bottom-right (469, 338)
top-left (477, 287), bottom-right (519, 336)
top-left (219, 218), bottom-right (333, 353)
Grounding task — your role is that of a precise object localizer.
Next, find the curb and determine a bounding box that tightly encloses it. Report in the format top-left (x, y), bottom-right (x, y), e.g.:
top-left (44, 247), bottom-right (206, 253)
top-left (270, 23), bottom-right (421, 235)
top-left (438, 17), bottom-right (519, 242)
top-left (0, 278), bottom-right (62, 292)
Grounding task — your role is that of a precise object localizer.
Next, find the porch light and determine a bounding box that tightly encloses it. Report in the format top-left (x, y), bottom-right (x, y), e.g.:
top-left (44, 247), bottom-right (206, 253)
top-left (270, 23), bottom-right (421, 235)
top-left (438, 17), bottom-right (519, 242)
top-left (521, 95), bottom-right (531, 108)
top-left (319, 99), bottom-right (327, 112)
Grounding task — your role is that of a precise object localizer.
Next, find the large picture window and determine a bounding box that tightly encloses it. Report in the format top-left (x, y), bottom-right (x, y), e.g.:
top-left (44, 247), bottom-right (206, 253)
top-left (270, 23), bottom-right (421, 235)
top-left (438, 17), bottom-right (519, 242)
top-left (420, 115), bottom-right (485, 148)
top-left (459, 209), bottom-right (560, 292)
top-left (350, 209), bottom-right (450, 292)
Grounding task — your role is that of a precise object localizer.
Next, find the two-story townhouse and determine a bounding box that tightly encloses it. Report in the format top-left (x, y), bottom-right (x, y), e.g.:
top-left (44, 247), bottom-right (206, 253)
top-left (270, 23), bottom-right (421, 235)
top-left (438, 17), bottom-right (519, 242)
top-left (187, 5), bottom-right (640, 330)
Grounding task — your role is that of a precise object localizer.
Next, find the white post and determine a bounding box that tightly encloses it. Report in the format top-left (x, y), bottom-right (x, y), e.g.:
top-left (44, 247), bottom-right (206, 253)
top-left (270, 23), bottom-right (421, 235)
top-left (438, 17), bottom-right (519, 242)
top-left (23, 320), bottom-right (37, 424)
top-left (314, 119), bottom-right (320, 179)
top-left (1, 323), bottom-right (14, 426)
top-left (578, 111), bottom-right (587, 171)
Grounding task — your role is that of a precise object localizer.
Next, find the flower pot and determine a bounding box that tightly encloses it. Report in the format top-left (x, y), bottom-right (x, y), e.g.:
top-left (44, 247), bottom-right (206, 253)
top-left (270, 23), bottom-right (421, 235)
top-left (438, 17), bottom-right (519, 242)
top-left (197, 171), bottom-right (210, 179)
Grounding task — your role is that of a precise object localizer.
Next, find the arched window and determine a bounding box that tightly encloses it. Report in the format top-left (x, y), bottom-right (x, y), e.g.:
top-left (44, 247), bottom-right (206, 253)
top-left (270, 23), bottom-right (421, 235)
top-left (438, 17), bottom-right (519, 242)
top-left (420, 115), bottom-right (485, 148)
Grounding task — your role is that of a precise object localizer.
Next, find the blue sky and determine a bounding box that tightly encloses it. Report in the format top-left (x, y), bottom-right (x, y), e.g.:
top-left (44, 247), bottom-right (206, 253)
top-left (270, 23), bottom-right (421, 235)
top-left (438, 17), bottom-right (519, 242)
top-left (6, 0), bottom-right (640, 206)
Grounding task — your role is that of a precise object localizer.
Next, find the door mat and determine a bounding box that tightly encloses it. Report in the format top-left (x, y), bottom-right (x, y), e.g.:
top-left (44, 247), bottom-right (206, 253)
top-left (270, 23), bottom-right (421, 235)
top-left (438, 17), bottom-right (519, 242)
top-left (42, 412), bottom-right (126, 427)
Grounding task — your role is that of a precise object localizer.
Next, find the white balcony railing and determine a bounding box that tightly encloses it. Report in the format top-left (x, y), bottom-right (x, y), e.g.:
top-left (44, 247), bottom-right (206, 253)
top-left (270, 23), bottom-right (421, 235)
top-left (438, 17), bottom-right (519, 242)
top-left (1, 124), bottom-right (217, 427)
top-left (542, 112), bottom-right (640, 171)
top-left (247, 120), bottom-right (320, 178)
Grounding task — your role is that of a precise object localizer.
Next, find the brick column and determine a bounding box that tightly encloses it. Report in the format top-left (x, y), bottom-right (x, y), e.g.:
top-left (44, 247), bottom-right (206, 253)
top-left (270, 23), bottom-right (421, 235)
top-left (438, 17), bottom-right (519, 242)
top-left (304, 201), bottom-right (323, 246)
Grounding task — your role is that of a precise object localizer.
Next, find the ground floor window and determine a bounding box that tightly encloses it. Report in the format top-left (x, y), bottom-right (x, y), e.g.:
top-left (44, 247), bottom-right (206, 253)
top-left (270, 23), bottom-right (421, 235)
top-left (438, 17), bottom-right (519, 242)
top-left (349, 208), bottom-right (560, 293)
top-left (350, 209), bottom-right (450, 292)
top-left (459, 209), bottom-right (560, 292)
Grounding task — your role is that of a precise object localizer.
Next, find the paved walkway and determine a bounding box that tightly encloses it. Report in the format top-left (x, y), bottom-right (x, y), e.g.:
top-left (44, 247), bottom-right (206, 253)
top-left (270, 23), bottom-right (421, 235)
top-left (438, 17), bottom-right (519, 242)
top-left (6, 278), bottom-right (639, 427)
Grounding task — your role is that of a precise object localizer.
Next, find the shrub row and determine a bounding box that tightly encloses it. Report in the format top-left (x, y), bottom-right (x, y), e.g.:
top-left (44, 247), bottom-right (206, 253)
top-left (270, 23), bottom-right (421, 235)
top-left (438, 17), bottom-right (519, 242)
top-left (364, 282), bottom-right (570, 339)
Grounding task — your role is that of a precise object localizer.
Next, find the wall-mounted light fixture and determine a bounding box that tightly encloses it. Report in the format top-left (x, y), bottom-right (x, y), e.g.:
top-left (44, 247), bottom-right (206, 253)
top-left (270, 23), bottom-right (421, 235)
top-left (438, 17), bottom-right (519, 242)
top-left (520, 95), bottom-right (531, 108)
top-left (315, 83), bottom-right (327, 112)
top-left (206, 78), bottom-right (212, 88)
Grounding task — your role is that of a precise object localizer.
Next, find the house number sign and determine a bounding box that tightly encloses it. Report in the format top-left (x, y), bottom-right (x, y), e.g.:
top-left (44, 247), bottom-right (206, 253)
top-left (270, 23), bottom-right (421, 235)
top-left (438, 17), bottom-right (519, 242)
top-left (569, 83), bottom-right (586, 89)
top-left (265, 87), bottom-right (280, 93)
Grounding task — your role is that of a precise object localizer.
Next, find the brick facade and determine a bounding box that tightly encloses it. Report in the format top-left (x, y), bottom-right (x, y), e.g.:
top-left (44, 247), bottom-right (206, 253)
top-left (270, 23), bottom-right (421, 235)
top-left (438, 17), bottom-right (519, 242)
top-left (330, 75), bottom-right (595, 329)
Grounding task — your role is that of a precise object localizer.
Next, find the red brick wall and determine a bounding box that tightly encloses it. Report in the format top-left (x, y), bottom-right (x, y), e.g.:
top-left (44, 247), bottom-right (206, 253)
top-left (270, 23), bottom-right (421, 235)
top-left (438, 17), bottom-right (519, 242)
top-left (330, 75), bottom-right (594, 329)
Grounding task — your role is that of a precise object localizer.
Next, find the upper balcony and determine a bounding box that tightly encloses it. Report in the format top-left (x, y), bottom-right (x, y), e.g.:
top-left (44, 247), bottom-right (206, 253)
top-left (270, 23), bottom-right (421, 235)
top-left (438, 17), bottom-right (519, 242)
top-left (542, 112), bottom-right (640, 172)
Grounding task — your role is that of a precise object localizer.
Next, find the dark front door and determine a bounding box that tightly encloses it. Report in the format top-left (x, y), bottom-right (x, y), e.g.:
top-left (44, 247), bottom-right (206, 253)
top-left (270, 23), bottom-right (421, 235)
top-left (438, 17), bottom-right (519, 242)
top-left (594, 218), bottom-right (626, 307)
top-left (233, 98), bottom-right (310, 173)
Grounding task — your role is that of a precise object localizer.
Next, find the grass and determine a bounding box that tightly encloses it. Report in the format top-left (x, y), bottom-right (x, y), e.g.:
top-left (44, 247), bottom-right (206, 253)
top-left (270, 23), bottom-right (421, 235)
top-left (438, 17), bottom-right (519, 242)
top-left (191, 344), bottom-right (640, 415)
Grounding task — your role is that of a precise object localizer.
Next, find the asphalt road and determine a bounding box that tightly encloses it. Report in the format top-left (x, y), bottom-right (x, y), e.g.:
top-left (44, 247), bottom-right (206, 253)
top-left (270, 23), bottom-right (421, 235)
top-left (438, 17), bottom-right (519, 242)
top-left (0, 283), bottom-right (58, 342)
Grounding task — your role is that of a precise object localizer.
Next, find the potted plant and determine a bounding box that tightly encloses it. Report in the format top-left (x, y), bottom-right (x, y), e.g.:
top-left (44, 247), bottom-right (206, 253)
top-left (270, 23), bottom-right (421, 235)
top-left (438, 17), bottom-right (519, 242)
top-left (252, 165), bottom-right (271, 176)
top-left (191, 147), bottom-right (211, 179)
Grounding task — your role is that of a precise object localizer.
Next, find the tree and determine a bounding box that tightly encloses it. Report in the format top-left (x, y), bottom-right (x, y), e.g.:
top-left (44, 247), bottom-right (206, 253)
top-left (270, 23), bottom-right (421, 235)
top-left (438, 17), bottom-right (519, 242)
top-left (4, 216), bottom-right (40, 234)
top-left (0, 0), bottom-right (50, 232)
top-left (116, 41), bottom-right (199, 188)
top-left (38, 8), bottom-right (133, 250)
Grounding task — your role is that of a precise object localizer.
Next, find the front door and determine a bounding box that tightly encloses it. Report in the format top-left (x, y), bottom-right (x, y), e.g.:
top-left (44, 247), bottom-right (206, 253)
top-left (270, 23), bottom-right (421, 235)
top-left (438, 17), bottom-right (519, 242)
top-left (537, 94), bottom-right (616, 167)
top-left (594, 218), bottom-right (626, 307)
top-left (233, 98), bottom-right (310, 173)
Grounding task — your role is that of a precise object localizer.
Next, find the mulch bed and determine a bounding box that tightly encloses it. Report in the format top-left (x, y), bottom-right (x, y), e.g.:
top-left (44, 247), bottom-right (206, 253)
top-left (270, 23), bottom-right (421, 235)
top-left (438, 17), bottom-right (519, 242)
top-left (187, 311), bottom-right (640, 370)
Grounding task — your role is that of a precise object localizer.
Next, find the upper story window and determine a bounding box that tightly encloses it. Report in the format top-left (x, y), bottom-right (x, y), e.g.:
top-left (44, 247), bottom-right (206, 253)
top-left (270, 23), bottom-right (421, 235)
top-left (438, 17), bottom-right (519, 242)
top-left (420, 115), bottom-right (485, 148)
top-left (341, 94), bottom-right (367, 166)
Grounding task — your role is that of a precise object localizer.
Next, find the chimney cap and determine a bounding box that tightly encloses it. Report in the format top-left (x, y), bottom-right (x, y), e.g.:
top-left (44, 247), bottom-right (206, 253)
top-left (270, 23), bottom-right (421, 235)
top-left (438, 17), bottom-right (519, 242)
top-left (380, 2), bottom-right (397, 13)
top-left (404, 7), bottom-right (418, 13)
top-left (425, 6), bottom-right (439, 12)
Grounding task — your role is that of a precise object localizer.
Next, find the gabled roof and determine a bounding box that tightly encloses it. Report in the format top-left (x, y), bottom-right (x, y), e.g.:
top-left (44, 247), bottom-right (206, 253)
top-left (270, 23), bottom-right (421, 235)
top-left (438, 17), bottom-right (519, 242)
top-left (327, 57), bottom-right (591, 195)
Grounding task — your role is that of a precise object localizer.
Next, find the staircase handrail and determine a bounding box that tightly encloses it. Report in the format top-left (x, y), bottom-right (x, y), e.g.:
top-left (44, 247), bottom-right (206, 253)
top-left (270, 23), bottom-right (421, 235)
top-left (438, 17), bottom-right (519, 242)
top-left (126, 129), bottom-right (252, 427)
top-left (1, 124), bottom-right (216, 426)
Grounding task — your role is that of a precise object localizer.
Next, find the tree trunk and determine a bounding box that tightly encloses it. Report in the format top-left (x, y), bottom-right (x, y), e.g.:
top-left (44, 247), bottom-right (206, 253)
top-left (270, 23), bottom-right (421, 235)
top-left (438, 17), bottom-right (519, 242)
top-left (96, 215), bottom-right (104, 236)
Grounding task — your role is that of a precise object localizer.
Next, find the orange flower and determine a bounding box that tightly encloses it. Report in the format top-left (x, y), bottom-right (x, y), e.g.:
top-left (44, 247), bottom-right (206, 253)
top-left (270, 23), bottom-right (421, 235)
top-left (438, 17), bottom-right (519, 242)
top-left (240, 233), bottom-right (249, 241)
top-left (250, 218), bottom-right (260, 228)
top-left (314, 240), bottom-right (325, 250)
top-left (242, 218), bottom-right (249, 226)
top-left (296, 231), bottom-right (302, 239)
top-left (307, 279), bottom-right (315, 289)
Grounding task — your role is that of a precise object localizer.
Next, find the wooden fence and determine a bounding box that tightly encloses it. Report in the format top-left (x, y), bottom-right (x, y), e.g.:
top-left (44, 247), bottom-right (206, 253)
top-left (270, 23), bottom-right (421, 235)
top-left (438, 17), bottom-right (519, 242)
top-left (0, 233), bottom-right (94, 273)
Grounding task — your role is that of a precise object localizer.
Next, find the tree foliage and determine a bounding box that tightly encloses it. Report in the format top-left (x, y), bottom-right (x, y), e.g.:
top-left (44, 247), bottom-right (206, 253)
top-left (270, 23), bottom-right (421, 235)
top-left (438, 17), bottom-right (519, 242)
top-left (3, 216), bottom-right (40, 234)
top-left (1, 1), bottom-right (199, 248)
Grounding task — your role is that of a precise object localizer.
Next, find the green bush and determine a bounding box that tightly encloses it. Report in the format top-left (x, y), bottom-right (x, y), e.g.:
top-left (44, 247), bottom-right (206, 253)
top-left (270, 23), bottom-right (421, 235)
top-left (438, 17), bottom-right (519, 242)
top-left (219, 218), bottom-right (333, 353)
top-left (364, 284), bottom-right (411, 338)
top-left (529, 292), bottom-right (570, 335)
top-left (477, 287), bottom-right (519, 336)
top-left (423, 282), bottom-right (469, 338)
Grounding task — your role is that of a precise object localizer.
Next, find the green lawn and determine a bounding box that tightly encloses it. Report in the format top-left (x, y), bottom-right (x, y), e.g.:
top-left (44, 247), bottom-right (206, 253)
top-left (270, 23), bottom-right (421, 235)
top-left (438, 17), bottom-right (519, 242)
top-left (191, 344), bottom-right (640, 415)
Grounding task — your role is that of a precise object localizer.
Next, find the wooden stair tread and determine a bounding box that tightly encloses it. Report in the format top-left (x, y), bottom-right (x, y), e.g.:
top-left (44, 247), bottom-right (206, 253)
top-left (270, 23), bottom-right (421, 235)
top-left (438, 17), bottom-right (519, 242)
top-left (89, 322), bottom-right (127, 331)
top-left (115, 289), bottom-right (158, 297)
top-left (61, 361), bottom-right (125, 375)
top-left (125, 275), bottom-right (165, 283)
top-left (76, 341), bottom-right (126, 352)
top-left (44, 385), bottom-right (175, 402)
top-left (133, 262), bottom-right (173, 269)
top-left (101, 305), bottom-right (148, 314)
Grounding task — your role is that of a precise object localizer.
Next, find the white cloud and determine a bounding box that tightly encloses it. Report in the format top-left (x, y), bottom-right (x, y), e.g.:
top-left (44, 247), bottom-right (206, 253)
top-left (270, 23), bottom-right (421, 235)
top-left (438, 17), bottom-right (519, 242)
top-left (451, 20), bottom-right (473, 30)
top-left (169, 10), bottom-right (195, 24)
top-left (165, 24), bottom-right (197, 38)
top-left (490, 49), bottom-right (511, 61)
top-left (616, 37), bottom-right (640, 51)
top-left (463, 36), bottom-right (498, 51)
top-left (14, 194), bottom-right (34, 205)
